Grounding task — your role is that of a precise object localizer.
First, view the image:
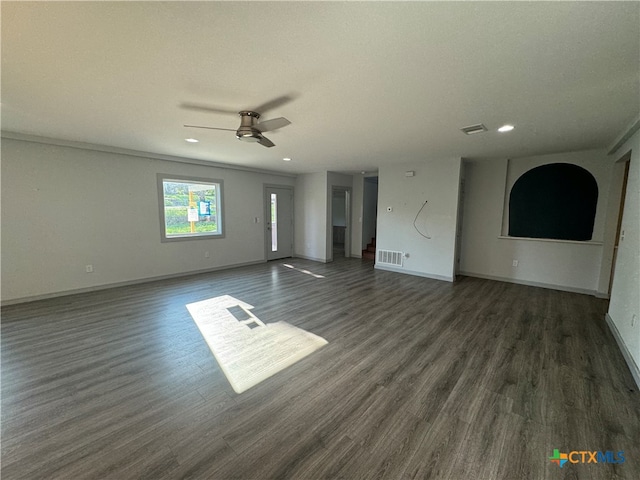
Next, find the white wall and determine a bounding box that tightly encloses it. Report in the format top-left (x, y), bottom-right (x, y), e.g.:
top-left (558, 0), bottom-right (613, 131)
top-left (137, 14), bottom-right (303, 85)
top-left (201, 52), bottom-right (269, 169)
top-left (1, 138), bottom-right (295, 302)
top-left (607, 129), bottom-right (640, 382)
top-left (294, 172), bottom-right (328, 262)
top-left (376, 158), bottom-right (462, 281)
top-left (459, 150), bottom-right (617, 294)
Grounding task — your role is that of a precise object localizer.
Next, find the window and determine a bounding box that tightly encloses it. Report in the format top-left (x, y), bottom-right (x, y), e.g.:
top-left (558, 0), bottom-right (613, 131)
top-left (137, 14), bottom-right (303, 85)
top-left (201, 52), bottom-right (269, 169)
top-left (157, 174), bottom-right (224, 241)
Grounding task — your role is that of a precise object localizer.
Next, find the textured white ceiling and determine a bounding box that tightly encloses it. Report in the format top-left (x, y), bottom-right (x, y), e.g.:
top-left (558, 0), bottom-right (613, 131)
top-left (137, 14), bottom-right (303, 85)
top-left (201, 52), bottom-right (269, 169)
top-left (2, 1), bottom-right (639, 174)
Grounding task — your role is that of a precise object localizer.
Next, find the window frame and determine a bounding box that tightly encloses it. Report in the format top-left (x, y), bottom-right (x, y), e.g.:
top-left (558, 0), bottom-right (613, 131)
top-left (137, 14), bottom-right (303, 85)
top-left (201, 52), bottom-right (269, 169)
top-left (157, 173), bottom-right (225, 242)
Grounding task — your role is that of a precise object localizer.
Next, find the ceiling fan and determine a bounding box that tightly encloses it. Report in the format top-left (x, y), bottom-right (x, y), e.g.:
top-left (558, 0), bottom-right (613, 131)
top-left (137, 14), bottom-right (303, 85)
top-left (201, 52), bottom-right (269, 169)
top-left (181, 95), bottom-right (293, 148)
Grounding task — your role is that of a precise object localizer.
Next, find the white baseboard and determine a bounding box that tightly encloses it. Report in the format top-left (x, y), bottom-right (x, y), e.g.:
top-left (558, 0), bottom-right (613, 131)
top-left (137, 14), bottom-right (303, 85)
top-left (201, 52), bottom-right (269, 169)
top-left (374, 264), bottom-right (454, 282)
top-left (457, 271), bottom-right (597, 296)
top-left (605, 313), bottom-right (640, 389)
top-left (293, 254), bottom-right (329, 263)
top-left (1, 260), bottom-right (265, 306)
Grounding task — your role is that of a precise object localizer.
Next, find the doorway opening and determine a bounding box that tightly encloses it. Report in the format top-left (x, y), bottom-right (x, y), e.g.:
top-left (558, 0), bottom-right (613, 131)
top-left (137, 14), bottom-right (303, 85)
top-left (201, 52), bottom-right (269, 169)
top-left (361, 176), bottom-right (379, 261)
top-left (331, 187), bottom-right (351, 260)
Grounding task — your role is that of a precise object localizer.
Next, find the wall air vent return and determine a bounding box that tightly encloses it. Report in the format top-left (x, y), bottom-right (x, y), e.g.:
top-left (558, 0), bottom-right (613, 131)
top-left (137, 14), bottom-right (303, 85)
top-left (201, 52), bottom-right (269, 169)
top-left (377, 250), bottom-right (404, 267)
top-left (460, 124), bottom-right (488, 135)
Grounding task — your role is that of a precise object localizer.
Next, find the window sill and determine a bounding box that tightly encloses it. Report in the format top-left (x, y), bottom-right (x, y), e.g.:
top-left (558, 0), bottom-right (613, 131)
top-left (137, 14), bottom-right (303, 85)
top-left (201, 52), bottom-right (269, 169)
top-left (498, 236), bottom-right (603, 246)
top-left (161, 233), bottom-right (225, 242)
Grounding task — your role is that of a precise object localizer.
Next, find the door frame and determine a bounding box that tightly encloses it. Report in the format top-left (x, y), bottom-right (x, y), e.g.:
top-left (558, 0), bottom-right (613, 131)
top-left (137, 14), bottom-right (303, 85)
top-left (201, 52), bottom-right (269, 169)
top-left (264, 184), bottom-right (294, 261)
top-left (608, 152), bottom-right (631, 295)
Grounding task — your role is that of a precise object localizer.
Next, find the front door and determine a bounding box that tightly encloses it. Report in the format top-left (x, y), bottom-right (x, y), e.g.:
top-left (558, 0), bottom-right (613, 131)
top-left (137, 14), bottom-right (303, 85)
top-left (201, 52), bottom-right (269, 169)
top-left (266, 186), bottom-right (293, 261)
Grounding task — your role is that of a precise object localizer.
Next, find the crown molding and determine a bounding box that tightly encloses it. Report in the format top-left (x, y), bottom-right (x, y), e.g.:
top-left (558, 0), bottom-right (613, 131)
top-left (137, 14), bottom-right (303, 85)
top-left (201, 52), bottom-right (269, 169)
top-left (0, 131), bottom-right (296, 178)
top-left (608, 114), bottom-right (640, 155)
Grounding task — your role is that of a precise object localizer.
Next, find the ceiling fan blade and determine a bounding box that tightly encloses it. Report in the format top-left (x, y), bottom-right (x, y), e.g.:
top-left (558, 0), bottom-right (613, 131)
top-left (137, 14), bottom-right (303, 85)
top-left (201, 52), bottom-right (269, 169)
top-left (183, 124), bottom-right (236, 132)
top-left (257, 136), bottom-right (275, 148)
top-left (252, 94), bottom-right (295, 114)
top-left (254, 117), bottom-right (291, 133)
top-left (180, 102), bottom-right (238, 115)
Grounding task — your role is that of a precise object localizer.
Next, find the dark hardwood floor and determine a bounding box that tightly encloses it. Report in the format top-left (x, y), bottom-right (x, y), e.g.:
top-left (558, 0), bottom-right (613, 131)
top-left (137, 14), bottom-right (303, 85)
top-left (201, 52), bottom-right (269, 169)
top-left (2, 257), bottom-right (639, 479)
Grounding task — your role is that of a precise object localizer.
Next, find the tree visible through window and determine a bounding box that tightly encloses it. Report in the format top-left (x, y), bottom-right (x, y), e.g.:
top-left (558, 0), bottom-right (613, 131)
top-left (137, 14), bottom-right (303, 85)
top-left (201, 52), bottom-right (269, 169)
top-left (158, 175), bottom-right (223, 241)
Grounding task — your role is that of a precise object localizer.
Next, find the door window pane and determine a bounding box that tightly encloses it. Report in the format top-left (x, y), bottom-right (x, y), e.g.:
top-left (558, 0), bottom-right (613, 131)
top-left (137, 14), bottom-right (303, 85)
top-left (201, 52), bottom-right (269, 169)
top-left (271, 193), bottom-right (278, 251)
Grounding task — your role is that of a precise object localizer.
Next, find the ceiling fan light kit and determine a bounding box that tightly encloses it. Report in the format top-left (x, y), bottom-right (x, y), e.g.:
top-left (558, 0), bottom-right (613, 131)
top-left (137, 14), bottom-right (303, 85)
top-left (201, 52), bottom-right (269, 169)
top-left (237, 133), bottom-right (260, 142)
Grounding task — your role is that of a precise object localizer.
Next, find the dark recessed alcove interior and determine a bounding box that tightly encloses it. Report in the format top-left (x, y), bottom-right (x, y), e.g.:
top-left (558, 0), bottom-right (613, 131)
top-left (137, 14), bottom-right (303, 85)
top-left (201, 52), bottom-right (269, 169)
top-left (508, 163), bottom-right (598, 241)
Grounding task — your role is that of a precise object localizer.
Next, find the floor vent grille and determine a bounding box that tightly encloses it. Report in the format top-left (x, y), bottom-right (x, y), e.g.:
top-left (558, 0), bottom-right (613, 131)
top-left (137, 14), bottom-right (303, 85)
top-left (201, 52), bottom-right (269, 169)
top-left (377, 250), bottom-right (403, 266)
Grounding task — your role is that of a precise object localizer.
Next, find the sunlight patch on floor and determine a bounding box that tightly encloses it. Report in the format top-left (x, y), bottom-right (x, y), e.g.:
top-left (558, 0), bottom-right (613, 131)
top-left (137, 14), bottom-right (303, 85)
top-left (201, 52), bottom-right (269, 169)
top-left (186, 295), bottom-right (328, 393)
top-left (281, 263), bottom-right (325, 278)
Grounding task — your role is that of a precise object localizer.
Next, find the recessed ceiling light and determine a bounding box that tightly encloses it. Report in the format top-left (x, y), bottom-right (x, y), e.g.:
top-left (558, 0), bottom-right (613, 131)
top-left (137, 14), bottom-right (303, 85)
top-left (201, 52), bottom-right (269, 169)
top-left (283, 157), bottom-right (291, 162)
top-left (185, 138), bottom-right (199, 143)
top-left (498, 124), bottom-right (515, 133)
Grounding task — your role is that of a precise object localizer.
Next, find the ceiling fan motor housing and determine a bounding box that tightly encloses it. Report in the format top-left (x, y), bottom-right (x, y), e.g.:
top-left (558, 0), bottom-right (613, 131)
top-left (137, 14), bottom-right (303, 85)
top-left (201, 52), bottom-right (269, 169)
top-left (236, 111), bottom-right (262, 142)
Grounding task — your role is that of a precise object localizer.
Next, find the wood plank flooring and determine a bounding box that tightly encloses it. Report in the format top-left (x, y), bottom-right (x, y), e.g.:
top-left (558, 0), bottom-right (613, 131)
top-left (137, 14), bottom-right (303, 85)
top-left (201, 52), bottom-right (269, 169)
top-left (2, 257), bottom-right (639, 479)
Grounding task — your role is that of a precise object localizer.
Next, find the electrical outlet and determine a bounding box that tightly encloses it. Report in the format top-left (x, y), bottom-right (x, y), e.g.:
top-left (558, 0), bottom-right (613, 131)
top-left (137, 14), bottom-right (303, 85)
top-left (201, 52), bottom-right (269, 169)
top-left (205, 251), bottom-right (210, 258)
top-left (85, 264), bottom-right (94, 273)
top-left (512, 260), bottom-right (518, 267)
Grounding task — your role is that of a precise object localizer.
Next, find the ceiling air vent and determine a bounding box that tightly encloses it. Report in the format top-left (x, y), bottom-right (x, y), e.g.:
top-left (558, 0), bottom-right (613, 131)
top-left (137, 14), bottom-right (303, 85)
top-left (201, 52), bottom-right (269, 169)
top-left (460, 124), bottom-right (488, 135)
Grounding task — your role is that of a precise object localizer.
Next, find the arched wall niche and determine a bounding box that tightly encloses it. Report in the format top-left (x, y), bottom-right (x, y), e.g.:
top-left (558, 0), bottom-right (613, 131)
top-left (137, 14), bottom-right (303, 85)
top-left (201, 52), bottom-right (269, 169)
top-left (508, 162), bottom-right (598, 241)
